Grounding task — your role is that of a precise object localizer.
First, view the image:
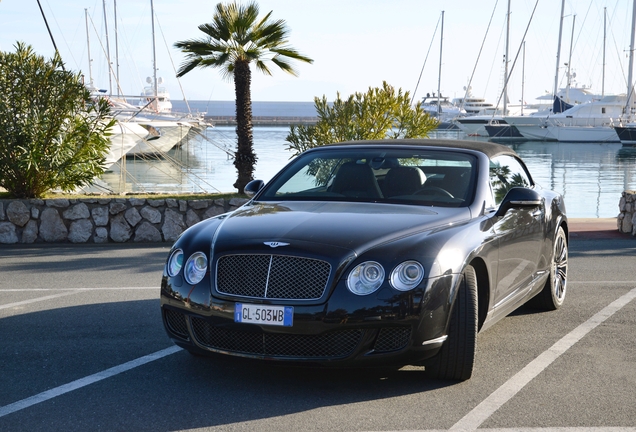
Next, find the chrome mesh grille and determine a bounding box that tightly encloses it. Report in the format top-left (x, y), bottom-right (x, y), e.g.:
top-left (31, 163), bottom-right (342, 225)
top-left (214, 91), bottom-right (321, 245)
top-left (373, 327), bottom-right (411, 352)
top-left (164, 309), bottom-right (189, 340)
top-left (190, 317), bottom-right (362, 358)
top-left (216, 254), bottom-right (331, 300)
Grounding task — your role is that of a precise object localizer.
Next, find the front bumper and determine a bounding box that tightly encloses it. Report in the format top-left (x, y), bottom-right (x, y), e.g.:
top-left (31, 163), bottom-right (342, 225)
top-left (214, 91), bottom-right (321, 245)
top-left (160, 273), bottom-right (456, 366)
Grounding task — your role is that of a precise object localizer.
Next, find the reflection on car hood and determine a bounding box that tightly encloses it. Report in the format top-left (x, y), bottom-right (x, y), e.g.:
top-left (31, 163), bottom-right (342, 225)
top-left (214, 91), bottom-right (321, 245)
top-left (212, 201), bottom-right (471, 255)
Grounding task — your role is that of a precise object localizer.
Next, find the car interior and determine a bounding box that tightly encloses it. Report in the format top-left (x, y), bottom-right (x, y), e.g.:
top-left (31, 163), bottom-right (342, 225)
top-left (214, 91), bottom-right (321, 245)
top-left (263, 151), bottom-right (476, 207)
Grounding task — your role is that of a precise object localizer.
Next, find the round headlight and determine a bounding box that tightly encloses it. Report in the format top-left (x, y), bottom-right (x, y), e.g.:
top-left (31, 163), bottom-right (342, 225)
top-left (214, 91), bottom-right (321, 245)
top-left (184, 252), bottom-right (208, 285)
top-left (347, 261), bottom-right (385, 295)
top-left (390, 260), bottom-right (425, 291)
top-left (167, 249), bottom-right (184, 277)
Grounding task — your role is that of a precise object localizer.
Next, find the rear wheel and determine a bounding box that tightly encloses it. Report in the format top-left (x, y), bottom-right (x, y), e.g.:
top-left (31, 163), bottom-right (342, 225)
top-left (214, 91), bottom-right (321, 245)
top-left (425, 265), bottom-right (478, 381)
top-left (529, 226), bottom-right (568, 310)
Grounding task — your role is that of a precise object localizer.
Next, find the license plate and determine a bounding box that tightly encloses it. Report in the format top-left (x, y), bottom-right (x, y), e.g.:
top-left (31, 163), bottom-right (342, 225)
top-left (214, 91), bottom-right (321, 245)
top-left (234, 303), bottom-right (293, 327)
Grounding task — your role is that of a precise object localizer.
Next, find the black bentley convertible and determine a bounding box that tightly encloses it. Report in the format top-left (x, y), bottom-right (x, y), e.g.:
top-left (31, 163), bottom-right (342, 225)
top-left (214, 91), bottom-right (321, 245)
top-left (160, 139), bottom-right (568, 380)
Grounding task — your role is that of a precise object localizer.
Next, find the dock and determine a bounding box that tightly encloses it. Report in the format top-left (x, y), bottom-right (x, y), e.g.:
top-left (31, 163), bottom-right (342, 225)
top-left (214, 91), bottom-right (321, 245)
top-left (205, 116), bottom-right (318, 126)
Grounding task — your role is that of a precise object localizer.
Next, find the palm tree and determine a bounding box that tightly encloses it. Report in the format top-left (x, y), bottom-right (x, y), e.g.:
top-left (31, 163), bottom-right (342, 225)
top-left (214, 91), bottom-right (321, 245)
top-left (174, 1), bottom-right (313, 193)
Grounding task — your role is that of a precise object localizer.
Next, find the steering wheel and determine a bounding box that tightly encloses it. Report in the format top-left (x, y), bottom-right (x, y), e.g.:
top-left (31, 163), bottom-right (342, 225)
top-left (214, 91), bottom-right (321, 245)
top-left (413, 186), bottom-right (454, 198)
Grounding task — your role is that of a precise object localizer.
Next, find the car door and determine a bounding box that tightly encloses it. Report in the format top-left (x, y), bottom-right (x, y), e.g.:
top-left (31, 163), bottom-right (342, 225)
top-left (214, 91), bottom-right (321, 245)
top-left (489, 155), bottom-right (544, 308)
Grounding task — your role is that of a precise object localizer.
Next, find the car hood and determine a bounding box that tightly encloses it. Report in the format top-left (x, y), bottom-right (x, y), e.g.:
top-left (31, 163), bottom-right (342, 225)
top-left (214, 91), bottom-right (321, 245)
top-left (211, 201), bottom-right (471, 257)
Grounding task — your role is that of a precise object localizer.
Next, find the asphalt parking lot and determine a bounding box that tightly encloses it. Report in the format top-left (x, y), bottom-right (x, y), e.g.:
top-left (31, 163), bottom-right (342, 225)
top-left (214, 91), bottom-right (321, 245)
top-left (1, 228), bottom-right (635, 432)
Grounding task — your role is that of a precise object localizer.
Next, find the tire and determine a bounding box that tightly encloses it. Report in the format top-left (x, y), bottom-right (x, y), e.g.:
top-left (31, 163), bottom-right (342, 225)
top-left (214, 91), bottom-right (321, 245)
top-left (425, 265), bottom-right (478, 381)
top-left (529, 226), bottom-right (568, 311)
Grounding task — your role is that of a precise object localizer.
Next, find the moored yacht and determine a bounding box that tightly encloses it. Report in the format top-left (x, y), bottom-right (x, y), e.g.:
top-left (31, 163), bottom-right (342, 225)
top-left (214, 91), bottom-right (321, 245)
top-left (454, 114), bottom-right (501, 137)
top-left (138, 77), bottom-right (172, 113)
top-left (614, 123), bottom-right (636, 145)
top-left (484, 121), bottom-right (525, 140)
top-left (420, 94), bottom-right (464, 128)
top-left (454, 105), bottom-right (526, 137)
top-left (545, 124), bottom-right (620, 142)
top-left (109, 97), bottom-right (208, 155)
top-left (451, 89), bottom-right (497, 115)
top-left (506, 94), bottom-right (625, 141)
top-left (105, 121), bottom-right (150, 169)
top-left (451, 86), bottom-right (524, 136)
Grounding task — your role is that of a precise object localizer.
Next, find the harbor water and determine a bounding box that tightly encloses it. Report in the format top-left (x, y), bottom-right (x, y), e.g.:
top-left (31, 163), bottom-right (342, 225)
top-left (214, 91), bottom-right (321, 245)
top-left (98, 101), bottom-right (636, 219)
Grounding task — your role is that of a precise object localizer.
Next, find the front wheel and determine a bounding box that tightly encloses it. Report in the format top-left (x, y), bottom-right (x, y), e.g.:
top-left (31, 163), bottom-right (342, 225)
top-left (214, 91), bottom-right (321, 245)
top-left (425, 265), bottom-right (478, 381)
top-left (529, 225), bottom-right (568, 310)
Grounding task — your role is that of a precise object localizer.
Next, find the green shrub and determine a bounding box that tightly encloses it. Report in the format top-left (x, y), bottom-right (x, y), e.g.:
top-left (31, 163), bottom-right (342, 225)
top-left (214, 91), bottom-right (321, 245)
top-left (285, 81), bottom-right (439, 156)
top-left (0, 42), bottom-right (115, 198)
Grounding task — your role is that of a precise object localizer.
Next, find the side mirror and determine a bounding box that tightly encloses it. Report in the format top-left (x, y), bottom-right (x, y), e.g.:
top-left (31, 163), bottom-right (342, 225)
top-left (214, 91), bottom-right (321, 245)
top-left (494, 187), bottom-right (542, 217)
top-left (244, 179), bottom-right (264, 198)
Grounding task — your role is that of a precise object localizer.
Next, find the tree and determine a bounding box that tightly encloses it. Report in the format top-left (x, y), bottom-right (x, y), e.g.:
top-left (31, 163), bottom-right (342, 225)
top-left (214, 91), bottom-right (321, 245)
top-left (174, 1), bottom-right (313, 193)
top-left (0, 42), bottom-right (115, 199)
top-left (286, 82), bottom-right (439, 156)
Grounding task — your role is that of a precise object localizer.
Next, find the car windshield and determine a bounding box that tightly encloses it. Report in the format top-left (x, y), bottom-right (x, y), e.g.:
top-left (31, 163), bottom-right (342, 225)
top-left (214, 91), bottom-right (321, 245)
top-left (258, 148), bottom-right (477, 207)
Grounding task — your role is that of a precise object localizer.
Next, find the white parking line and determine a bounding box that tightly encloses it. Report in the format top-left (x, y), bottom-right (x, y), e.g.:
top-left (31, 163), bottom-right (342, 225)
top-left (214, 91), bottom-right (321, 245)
top-left (568, 281), bottom-right (636, 285)
top-left (2, 288), bottom-right (634, 428)
top-left (0, 291), bottom-right (84, 310)
top-left (0, 287), bottom-right (158, 311)
top-left (0, 287), bottom-right (157, 291)
top-left (450, 287), bottom-right (636, 431)
top-left (382, 428), bottom-right (636, 431)
top-left (0, 346), bottom-right (182, 418)
top-left (475, 429), bottom-right (636, 431)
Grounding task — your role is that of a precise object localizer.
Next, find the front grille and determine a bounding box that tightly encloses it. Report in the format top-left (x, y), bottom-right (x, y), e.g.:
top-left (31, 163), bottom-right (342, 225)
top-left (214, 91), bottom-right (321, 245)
top-left (190, 317), bottom-right (362, 359)
top-left (164, 309), bottom-right (189, 340)
top-left (216, 254), bottom-right (331, 300)
top-left (373, 327), bottom-right (411, 352)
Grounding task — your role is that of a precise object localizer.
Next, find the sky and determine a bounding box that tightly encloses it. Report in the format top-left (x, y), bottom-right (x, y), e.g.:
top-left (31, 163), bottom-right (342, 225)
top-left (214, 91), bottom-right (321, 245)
top-left (1, 0), bottom-right (635, 106)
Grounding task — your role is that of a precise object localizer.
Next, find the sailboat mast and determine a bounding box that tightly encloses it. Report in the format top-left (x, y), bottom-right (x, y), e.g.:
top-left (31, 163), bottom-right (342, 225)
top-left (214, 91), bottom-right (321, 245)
top-left (102, 0), bottom-right (113, 95)
top-left (151, 0), bottom-right (159, 107)
top-left (503, 0), bottom-right (510, 115)
top-left (36, 0), bottom-right (64, 70)
top-left (553, 0), bottom-right (565, 99)
top-left (603, 7), bottom-right (607, 97)
top-left (521, 41), bottom-right (526, 116)
top-left (114, 0), bottom-right (120, 96)
top-left (565, 15), bottom-right (576, 102)
top-left (437, 10), bottom-right (444, 117)
top-left (84, 8), bottom-right (93, 88)
top-left (626, 0), bottom-right (636, 118)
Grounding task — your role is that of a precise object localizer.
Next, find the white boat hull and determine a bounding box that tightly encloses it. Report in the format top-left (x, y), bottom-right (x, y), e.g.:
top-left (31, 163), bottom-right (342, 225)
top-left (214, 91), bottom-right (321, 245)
top-left (514, 124), bottom-right (557, 141)
top-left (453, 117), bottom-right (492, 137)
top-left (503, 114), bottom-right (557, 140)
top-left (615, 124), bottom-right (636, 145)
top-left (128, 121), bottom-right (193, 155)
top-left (504, 95), bottom-right (627, 141)
top-left (106, 122), bottom-right (149, 168)
top-left (546, 125), bottom-right (620, 143)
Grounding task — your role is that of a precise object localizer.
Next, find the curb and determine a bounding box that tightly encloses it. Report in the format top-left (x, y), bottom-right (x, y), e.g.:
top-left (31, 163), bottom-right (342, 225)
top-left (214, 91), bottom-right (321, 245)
top-left (569, 218), bottom-right (631, 239)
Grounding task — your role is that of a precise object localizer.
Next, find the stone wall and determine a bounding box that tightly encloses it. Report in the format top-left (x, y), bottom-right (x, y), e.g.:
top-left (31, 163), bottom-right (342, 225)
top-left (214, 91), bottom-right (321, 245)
top-left (0, 197), bottom-right (249, 244)
top-left (2, 191), bottom-right (635, 244)
top-left (617, 190), bottom-right (636, 236)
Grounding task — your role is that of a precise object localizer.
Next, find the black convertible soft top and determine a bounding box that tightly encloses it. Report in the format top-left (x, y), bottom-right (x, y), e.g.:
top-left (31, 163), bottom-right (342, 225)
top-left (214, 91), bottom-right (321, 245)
top-left (325, 138), bottom-right (517, 159)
